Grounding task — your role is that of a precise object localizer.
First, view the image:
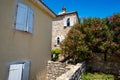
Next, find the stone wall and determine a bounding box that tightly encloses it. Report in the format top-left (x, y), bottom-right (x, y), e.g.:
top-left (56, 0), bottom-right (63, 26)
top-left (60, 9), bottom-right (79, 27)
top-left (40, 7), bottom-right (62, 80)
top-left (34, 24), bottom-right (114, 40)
top-left (47, 61), bottom-right (85, 80)
top-left (70, 62), bottom-right (85, 80)
top-left (47, 61), bottom-right (69, 80)
top-left (56, 61), bottom-right (85, 80)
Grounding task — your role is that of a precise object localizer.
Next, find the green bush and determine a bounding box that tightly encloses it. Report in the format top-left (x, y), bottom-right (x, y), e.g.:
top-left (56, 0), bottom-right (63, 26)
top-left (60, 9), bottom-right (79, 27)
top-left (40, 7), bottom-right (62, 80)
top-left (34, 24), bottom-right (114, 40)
top-left (51, 49), bottom-right (61, 61)
top-left (60, 24), bottom-right (91, 63)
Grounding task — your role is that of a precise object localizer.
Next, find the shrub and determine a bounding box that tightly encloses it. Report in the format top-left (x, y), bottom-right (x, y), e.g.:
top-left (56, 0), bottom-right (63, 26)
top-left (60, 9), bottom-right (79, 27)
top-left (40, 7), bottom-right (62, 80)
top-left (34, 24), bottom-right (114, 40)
top-left (51, 48), bottom-right (61, 61)
top-left (60, 13), bottom-right (120, 63)
top-left (60, 24), bottom-right (91, 63)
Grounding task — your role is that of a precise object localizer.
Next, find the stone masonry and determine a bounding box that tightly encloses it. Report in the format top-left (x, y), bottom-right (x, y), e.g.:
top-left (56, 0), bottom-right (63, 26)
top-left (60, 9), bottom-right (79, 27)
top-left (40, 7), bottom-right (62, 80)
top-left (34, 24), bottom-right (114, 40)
top-left (56, 61), bottom-right (86, 80)
top-left (52, 8), bottom-right (79, 49)
top-left (47, 61), bottom-right (85, 80)
top-left (47, 61), bottom-right (69, 80)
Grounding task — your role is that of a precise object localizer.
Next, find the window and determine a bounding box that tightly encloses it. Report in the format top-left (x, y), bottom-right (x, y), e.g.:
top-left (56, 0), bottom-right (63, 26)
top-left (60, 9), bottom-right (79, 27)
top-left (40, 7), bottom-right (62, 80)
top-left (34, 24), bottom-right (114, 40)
top-left (67, 18), bottom-right (70, 26)
top-left (8, 64), bottom-right (23, 80)
top-left (16, 2), bottom-right (34, 33)
top-left (64, 18), bottom-right (74, 28)
top-left (55, 36), bottom-right (60, 46)
top-left (54, 35), bottom-right (65, 46)
top-left (8, 60), bottom-right (30, 80)
top-left (57, 37), bottom-right (60, 45)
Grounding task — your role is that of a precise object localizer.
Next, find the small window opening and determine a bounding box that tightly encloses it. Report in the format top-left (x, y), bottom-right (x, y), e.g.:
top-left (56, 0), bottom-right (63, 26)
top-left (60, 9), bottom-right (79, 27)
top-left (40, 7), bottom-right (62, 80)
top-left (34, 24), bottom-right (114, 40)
top-left (57, 37), bottom-right (60, 45)
top-left (67, 18), bottom-right (70, 26)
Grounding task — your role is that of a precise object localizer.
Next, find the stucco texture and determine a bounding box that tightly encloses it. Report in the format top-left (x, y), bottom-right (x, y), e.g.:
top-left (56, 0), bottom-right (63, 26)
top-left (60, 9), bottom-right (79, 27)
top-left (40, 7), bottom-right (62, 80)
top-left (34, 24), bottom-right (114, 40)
top-left (0, 0), bottom-right (53, 80)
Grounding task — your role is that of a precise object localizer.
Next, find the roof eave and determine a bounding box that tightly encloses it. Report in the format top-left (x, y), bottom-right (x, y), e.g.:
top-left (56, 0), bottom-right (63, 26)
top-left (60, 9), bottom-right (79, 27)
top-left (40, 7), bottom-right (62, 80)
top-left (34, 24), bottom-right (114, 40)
top-left (57, 11), bottom-right (77, 16)
top-left (57, 11), bottom-right (80, 23)
top-left (31, 0), bottom-right (56, 18)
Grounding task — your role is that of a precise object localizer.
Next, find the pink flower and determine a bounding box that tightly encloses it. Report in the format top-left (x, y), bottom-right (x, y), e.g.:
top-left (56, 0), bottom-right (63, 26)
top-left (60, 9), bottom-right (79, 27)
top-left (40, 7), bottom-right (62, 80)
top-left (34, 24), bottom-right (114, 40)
top-left (102, 19), bottom-right (105, 23)
top-left (67, 42), bottom-right (72, 47)
top-left (68, 33), bottom-right (72, 38)
top-left (110, 16), bottom-right (113, 21)
top-left (117, 18), bottom-right (120, 22)
top-left (96, 23), bottom-right (99, 27)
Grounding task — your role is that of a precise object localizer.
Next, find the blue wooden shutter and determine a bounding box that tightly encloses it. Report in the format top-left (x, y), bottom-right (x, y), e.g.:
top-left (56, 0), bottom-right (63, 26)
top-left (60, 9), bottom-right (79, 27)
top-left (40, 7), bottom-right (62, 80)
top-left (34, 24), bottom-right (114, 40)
top-left (8, 64), bottom-right (23, 80)
top-left (27, 7), bottom-right (34, 33)
top-left (16, 2), bottom-right (27, 31)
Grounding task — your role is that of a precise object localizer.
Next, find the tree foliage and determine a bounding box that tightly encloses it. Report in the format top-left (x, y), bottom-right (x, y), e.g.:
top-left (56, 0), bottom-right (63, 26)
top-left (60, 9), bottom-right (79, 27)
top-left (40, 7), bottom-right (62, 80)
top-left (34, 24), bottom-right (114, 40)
top-left (60, 14), bottom-right (120, 63)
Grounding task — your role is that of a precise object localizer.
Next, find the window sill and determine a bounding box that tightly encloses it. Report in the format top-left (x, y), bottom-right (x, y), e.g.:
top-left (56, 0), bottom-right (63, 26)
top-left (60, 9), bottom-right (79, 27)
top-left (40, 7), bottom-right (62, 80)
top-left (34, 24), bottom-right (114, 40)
top-left (64, 26), bottom-right (71, 29)
top-left (15, 29), bottom-right (33, 34)
top-left (64, 26), bottom-right (67, 29)
top-left (54, 45), bottom-right (60, 47)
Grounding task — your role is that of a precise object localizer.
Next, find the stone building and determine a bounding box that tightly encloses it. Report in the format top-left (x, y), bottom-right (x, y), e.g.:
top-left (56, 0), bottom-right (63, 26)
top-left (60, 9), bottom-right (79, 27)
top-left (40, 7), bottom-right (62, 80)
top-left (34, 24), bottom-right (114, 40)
top-left (52, 7), bottom-right (80, 49)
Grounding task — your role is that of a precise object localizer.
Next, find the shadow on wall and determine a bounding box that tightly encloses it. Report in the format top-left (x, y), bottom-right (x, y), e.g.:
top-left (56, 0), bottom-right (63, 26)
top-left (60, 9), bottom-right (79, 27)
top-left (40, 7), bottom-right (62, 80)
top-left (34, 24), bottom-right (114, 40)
top-left (86, 53), bottom-right (120, 75)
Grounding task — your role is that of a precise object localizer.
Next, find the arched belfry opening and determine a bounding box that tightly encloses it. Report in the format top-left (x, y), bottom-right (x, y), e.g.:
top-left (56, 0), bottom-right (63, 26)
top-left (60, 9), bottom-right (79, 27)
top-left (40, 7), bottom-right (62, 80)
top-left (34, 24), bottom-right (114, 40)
top-left (67, 18), bottom-right (70, 26)
top-left (57, 37), bottom-right (60, 45)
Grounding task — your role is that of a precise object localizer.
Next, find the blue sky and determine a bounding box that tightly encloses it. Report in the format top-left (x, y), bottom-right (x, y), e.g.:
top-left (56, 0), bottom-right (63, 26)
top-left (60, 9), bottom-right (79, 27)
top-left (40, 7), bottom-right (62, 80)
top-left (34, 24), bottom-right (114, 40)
top-left (42, 0), bottom-right (120, 18)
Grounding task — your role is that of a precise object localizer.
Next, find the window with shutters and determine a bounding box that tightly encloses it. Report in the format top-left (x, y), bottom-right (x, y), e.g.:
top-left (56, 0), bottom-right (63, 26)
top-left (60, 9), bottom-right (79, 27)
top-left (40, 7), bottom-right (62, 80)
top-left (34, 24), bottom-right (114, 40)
top-left (54, 35), bottom-right (64, 47)
top-left (16, 2), bottom-right (34, 33)
top-left (55, 36), bottom-right (60, 46)
top-left (67, 18), bottom-right (70, 26)
top-left (57, 37), bottom-right (60, 45)
top-left (8, 64), bottom-right (23, 80)
top-left (64, 17), bottom-right (74, 28)
top-left (8, 60), bottom-right (30, 80)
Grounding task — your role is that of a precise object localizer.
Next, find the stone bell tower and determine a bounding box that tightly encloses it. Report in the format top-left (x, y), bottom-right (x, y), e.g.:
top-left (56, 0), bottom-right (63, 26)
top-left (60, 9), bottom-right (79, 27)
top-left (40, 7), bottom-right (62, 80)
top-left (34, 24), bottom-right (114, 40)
top-left (52, 7), bottom-right (80, 49)
top-left (62, 7), bottom-right (66, 13)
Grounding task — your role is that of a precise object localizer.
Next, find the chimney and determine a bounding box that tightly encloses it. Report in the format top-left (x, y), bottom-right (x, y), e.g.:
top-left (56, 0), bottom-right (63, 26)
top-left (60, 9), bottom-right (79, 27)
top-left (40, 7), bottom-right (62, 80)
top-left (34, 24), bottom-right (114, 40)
top-left (62, 7), bottom-right (66, 13)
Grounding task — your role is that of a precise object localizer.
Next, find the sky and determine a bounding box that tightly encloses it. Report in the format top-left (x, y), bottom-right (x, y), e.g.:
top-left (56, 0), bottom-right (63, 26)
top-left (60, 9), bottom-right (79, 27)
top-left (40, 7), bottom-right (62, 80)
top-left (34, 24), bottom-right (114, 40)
top-left (42, 0), bottom-right (120, 18)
